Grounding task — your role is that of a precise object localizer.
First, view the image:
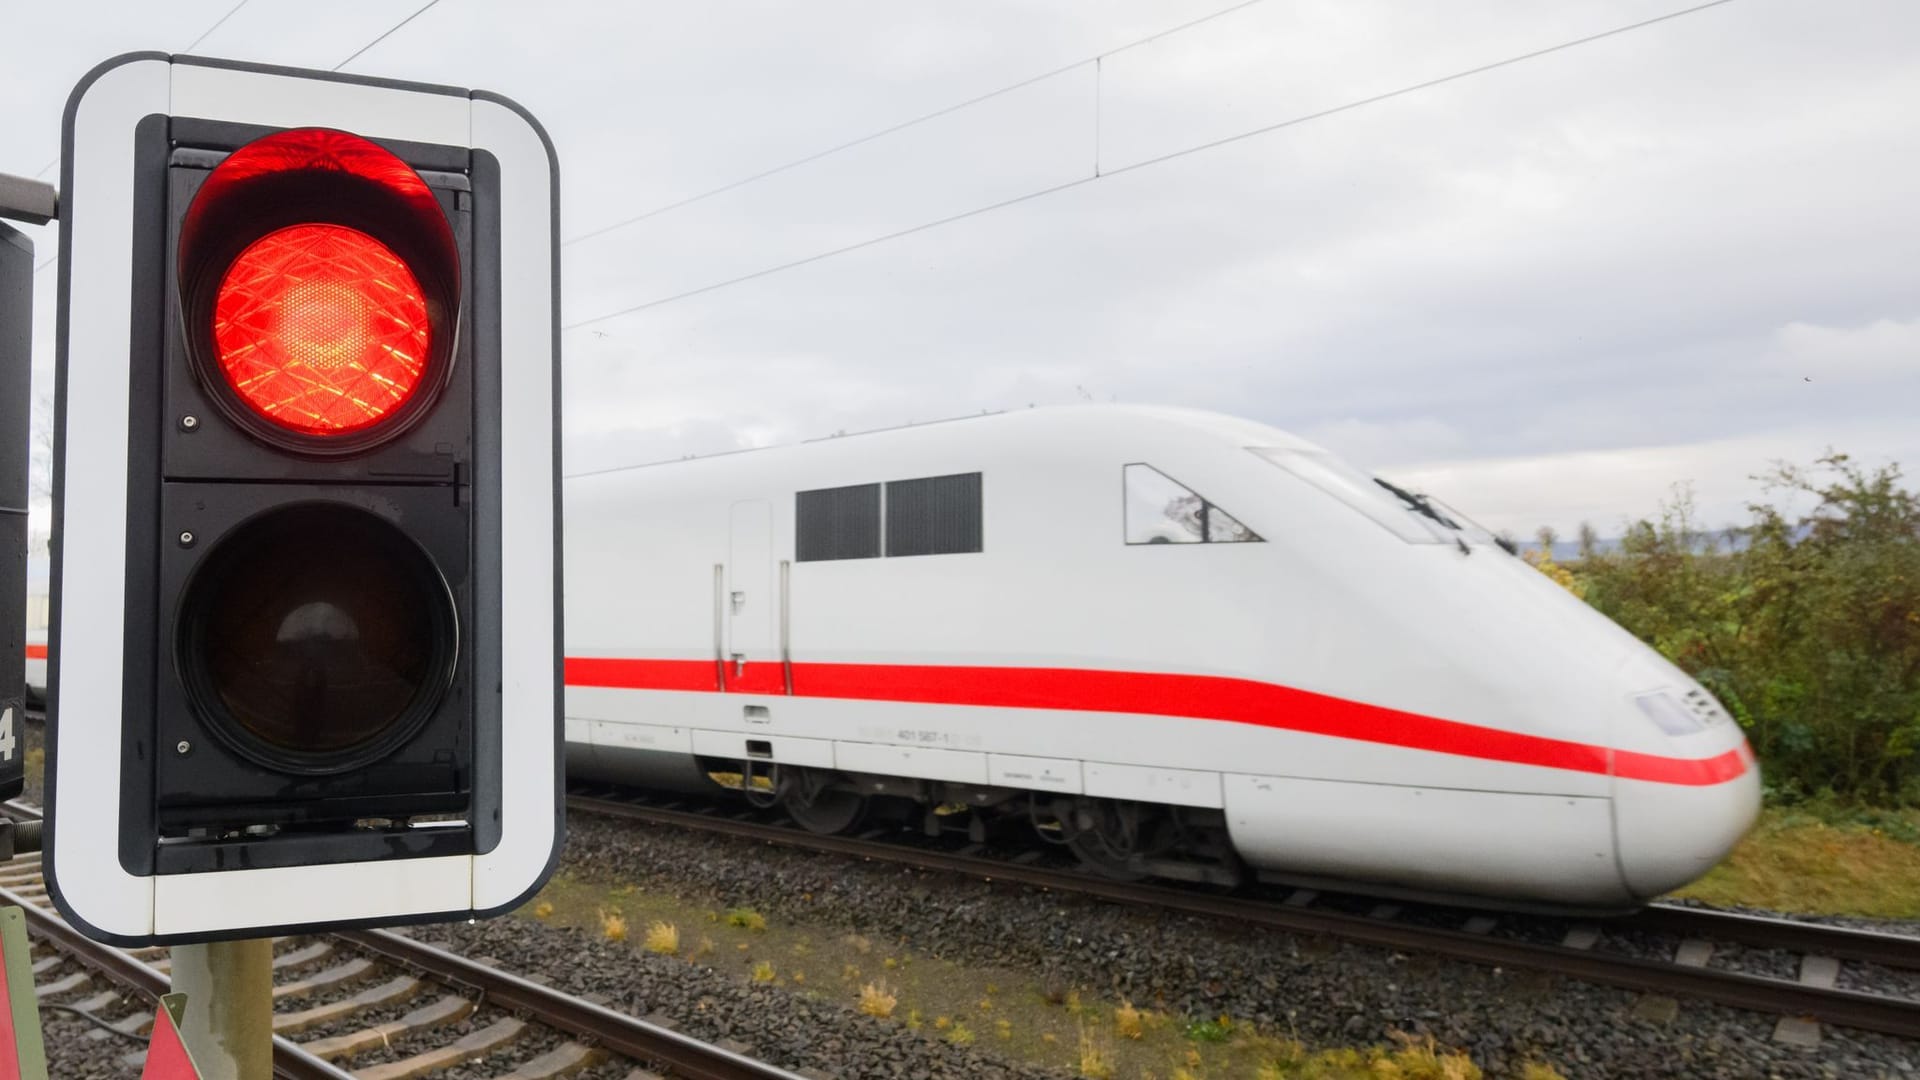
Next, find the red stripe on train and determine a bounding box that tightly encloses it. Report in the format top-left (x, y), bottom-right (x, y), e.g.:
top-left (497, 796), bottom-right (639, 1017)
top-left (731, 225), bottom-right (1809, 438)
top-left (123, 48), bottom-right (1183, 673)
top-left (563, 657), bottom-right (1751, 787)
top-left (23, 645), bottom-right (45, 660)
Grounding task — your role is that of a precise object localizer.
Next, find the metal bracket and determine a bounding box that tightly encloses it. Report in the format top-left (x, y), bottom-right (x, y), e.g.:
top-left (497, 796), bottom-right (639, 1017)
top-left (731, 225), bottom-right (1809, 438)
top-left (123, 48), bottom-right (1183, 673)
top-left (0, 174), bottom-right (57, 226)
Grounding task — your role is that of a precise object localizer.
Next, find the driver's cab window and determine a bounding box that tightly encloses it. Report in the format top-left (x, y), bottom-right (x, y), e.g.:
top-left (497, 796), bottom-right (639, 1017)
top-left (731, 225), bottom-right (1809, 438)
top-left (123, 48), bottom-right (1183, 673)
top-left (1124, 464), bottom-right (1260, 544)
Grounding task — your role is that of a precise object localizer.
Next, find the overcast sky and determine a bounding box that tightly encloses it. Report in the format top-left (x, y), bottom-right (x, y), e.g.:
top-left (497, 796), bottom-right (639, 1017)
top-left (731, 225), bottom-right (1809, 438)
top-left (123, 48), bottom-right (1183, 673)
top-left (4, 0), bottom-right (1914, 541)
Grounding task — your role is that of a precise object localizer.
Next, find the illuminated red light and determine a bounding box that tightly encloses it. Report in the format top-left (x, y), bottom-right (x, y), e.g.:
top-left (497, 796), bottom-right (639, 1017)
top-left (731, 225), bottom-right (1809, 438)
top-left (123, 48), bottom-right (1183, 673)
top-left (194, 127), bottom-right (440, 216)
top-left (212, 223), bottom-right (431, 436)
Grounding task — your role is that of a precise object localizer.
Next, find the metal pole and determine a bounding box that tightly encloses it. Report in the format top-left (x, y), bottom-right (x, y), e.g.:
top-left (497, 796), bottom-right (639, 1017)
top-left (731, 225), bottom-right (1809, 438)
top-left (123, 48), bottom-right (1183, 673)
top-left (169, 938), bottom-right (274, 1080)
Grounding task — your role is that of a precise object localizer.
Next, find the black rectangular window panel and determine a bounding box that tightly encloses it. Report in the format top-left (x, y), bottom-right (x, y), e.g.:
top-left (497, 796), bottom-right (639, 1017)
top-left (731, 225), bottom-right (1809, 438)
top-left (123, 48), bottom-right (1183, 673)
top-left (885, 472), bottom-right (983, 557)
top-left (796, 483), bottom-right (881, 562)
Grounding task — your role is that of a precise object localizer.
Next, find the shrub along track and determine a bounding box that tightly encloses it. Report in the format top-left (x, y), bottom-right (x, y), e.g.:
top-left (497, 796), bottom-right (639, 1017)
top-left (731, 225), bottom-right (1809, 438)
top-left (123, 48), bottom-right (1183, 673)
top-left (0, 800), bottom-right (802, 1080)
top-left (566, 786), bottom-right (1920, 1045)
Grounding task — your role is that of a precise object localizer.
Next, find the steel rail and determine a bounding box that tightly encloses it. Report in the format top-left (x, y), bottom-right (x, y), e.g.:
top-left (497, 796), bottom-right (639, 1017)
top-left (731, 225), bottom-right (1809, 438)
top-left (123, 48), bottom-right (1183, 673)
top-left (0, 878), bottom-right (353, 1080)
top-left (3, 798), bottom-right (800, 1078)
top-left (1634, 903), bottom-right (1920, 971)
top-left (338, 928), bottom-right (808, 1080)
top-left (569, 792), bottom-right (1920, 1039)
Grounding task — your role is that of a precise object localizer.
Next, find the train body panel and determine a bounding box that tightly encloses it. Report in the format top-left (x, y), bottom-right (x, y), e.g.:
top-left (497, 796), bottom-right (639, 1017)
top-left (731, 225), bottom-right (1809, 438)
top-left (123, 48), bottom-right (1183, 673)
top-left (565, 406), bottom-right (1760, 908)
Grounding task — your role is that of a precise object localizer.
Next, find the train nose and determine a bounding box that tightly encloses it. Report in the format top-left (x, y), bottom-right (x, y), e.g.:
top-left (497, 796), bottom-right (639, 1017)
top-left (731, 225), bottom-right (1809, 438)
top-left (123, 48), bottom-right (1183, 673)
top-left (1611, 690), bottom-right (1762, 901)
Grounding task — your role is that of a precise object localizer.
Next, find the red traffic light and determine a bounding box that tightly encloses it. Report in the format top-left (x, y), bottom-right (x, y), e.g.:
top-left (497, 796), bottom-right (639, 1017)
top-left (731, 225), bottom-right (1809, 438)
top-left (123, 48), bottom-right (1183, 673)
top-left (213, 223), bottom-right (431, 436)
top-left (179, 127), bottom-right (460, 454)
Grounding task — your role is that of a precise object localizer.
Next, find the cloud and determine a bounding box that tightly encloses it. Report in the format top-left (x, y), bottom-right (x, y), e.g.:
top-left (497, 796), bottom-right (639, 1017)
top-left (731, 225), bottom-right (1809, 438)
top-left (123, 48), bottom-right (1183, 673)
top-left (3, 0), bottom-right (1916, 545)
top-left (1299, 417), bottom-right (1470, 470)
top-left (1770, 317), bottom-right (1920, 382)
top-left (1381, 423), bottom-right (1920, 538)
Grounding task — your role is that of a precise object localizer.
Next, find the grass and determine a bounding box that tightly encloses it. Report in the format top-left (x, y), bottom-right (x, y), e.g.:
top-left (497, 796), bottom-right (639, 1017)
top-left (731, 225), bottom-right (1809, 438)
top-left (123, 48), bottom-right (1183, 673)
top-left (1672, 804), bottom-right (1920, 917)
top-left (1250, 1032), bottom-right (1484, 1079)
top-left (1078, 1026), bottom-right (1115, 1079)
top-left (857, 982), bottom-right (897, 1019)
top-left (596, 907), bottom-right (627, 942)
top-left (725, 907), bottom-right (768, 932)
top-left (1183, 1015), bottom-right (1233, 1043)
top-left (643, 920), bottom-right (679, 955)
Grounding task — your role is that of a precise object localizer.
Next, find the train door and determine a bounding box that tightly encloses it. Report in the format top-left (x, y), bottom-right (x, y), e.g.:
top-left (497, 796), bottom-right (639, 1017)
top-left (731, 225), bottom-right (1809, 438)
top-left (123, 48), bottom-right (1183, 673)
top-left (726, 500), bottom-right (778, 692)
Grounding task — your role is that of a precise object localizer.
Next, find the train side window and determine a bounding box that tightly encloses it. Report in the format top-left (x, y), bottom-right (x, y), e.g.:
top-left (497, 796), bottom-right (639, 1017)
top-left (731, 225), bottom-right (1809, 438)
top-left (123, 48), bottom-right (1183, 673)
top-left (796, 483), bottom-right (882, 561)
top-left (1124, 464), bottom-right (1261, 545)
top-left (885, 472), bottom-right (983, 557)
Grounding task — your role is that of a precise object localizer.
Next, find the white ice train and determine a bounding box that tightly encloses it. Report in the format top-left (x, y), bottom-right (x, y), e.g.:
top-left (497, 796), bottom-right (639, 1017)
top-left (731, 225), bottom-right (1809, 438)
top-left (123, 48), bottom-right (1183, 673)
top-left (27, 406), bottom-right (1760, 910)
top-left (563, 406), bottom-right (1759, 912)
top-left (23, 565), bottom-right (45, 708)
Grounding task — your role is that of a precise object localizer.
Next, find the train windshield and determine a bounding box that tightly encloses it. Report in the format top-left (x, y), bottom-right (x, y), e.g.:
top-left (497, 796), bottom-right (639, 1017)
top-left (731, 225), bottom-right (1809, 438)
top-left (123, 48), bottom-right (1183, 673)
top-left (1418, 494), bottom-right (1504, 548)
top-left (1250, 448), bottom-right (1452, 544)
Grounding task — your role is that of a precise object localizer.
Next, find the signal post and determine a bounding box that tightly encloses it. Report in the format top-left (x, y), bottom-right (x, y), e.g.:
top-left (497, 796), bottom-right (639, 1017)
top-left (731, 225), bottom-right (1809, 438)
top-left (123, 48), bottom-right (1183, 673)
top-left (49, 55), bottom-right (563, 1076)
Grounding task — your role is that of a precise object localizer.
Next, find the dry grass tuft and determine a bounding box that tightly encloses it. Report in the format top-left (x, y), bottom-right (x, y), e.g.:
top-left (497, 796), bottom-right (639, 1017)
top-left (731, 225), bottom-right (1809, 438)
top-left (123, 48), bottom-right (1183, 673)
top-left (857, 981), bottom-right (898, 1019)
top-left (1115, 999), bottom-right (1145, 1040)
top-left (643, 920), bottom-right (679, 955)
top-left (1252, 1032), bottom-right (1482, 1080)
top-left (694, 936), bottom-right (716, 960)
top-left (995, 1019), bottom-right (1012, 1041)
top-left (597, 908), bottom-right (627, 942)
top-left (750, 960), bottom-right (776, 983)
top-left (1382, 1032), bottom-right (1482, 1079)
top-left (946, 1022), bottom-right (974, 1046)
top-left (531, 900), bottom-right (554, 920)
top-left (1078, 1026), bottom-right (1116, 1079)
top-left (1520, 1063), bottom-right (1570, 1080)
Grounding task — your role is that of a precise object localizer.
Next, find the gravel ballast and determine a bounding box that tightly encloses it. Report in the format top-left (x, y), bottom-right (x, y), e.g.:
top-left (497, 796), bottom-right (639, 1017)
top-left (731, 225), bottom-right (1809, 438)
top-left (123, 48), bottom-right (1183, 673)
top-left (544, 806), bottom-right (1920, 1079)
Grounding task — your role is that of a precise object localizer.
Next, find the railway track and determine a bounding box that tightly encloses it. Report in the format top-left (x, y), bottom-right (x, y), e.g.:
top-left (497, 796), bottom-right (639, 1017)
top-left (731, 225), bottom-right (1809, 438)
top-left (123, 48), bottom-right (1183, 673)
top-left (567, 786), bottom-right (1920, 1044)
top-left (0, 800), bottom-right (803, 1080)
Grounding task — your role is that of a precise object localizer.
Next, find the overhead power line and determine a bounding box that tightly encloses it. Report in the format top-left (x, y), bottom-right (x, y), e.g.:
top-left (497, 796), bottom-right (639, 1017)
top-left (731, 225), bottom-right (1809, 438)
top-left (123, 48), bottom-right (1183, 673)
top-left (563, 0), bottom-right (1739, 332)
top-left (18, 0), bottom-right (258, 190)
top-left (182, 0), bottom-right (253, 54)
top-left (334, 0), bottom-right (444, 72)
top-left (24, 0), bottom-right (440, 278)
top-left (561, 0), bottom-right (1269, 248)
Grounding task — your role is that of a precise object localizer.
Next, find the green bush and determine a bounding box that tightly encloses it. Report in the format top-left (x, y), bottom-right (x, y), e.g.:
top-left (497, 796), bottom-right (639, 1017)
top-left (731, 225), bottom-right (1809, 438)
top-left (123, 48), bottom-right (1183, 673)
top-left (1552, 453), bottom-right (1920, 803)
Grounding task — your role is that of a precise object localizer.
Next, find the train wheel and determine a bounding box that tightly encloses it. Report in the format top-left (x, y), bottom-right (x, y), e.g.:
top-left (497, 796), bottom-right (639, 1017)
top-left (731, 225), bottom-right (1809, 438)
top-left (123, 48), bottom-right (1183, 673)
top-left (782, 770), bottom-right (868, 835)
top-left (1063, 800), bottom-right (1149, 881)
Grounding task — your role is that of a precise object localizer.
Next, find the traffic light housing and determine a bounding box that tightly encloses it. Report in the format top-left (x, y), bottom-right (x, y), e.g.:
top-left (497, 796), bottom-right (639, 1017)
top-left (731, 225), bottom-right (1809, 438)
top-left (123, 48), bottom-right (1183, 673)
top-left (0, 219), bottom-right (29, 803)
top-left (48, 55), bottom-right (561, 944)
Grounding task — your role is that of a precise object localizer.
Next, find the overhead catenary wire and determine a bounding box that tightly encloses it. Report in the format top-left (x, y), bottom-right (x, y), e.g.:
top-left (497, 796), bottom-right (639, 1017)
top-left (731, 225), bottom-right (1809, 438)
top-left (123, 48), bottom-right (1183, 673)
top-left (561, 0), bottom-right (1269, 248)
top-left (333, 0), bottom-right (444, 72)
top-left (562, 0), bottom-right (1739, 332)
top-left (182, 0), bottom-right (254, 54)
top-left (24, 0), bottom-right (441, 278)
top-left (18, 0), bottom-right (258, 193)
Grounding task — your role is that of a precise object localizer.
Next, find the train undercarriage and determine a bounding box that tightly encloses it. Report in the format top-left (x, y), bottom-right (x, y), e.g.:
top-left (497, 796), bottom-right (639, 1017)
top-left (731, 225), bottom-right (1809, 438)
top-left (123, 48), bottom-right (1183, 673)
top-left (703, 758), bottom-right (1245, 888)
